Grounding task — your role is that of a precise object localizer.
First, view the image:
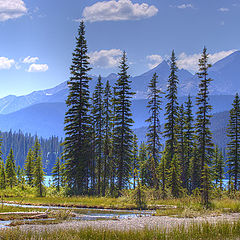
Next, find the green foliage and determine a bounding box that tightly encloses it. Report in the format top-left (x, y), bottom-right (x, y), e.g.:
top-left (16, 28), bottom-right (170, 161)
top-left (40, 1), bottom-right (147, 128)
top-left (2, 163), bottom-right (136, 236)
top-left (164, 50), bottom-right (179, 169)
top-left (52, 157), bottom-right (63, 192)
top-left (168, 154), bottom-right (182, 198)
top-left (195, 47), bottom-right (214, 207)
top-left (64, 21), bottom-right (92, 195)
top-left (146, 73), bottom-right (163, 189)
top-left (24, 148), bottom-right (34, 186)
top-left (113, 51), bottom-right (135, 193)
top-left (227, 93), bottom-right (240, 190)
top-left (131, 134), bottom-right (139, 189)
top-left (5, 148), bottom-right (17, 189)
top-left (0, 159), bottom-right (6, 189)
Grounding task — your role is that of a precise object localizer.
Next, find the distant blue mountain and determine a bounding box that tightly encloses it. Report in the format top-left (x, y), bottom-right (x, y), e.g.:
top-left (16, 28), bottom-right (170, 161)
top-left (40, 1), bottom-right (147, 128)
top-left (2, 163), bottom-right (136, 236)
top-left (0, 50), bottom-right (240, 115)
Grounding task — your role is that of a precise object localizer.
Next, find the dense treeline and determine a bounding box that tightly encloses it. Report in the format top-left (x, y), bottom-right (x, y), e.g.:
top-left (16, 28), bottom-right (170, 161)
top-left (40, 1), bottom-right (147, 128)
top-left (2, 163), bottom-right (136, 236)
top-left (62, 21), bottom-right (240, 208)
top-left (0, 130), bottom-right (63, 175)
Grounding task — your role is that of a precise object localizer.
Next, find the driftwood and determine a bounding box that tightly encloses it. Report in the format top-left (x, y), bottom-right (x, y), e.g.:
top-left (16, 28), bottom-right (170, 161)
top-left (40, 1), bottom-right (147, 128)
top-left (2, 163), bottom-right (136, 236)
top-left (0, 212), bottom-right (45, 216)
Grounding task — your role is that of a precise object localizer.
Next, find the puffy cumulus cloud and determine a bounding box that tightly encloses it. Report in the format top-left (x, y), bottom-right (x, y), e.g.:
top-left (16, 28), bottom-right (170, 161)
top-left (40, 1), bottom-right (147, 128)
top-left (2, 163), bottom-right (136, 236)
top-left (218, 7), bottom-right (229, 12)
top-left (22, 56), bottom-right (39, 64)
top-left (177, 49), bottom-right (237, 72)
top-left (0, 0), bottom-right (27, 21)
top-left (0, 57), bottom-right (15, 69)
top-left (28, 63), bottom-right (48, 72)
top-left (177, 4), bottom-right (193, 9)
top-left (81, 0), bottom-right (158, 22)
top-left (89, 49), bottom-right (123, 68)
top-left (146, 55), bottom-right (163, 69)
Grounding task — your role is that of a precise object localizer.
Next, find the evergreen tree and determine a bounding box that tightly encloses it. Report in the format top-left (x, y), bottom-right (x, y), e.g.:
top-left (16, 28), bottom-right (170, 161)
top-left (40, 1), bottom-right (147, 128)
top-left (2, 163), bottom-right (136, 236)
top-left (212, 146), bottom-right (224, 190)
top-left (52, 157), bottom-right (62, 192)
top-left (177, 104), bottom-right (186, 189)
top-left (0, 160), bottom-right (6, 189)
top-left (131, 134), bottom-right (139, 189)
top-left (0, 137), bottom-right (5, 189)
top-left (227, 93), bottom-right (240, 190)
top-left (5, 148), bottom-right (16, 188)
top-left (184, 95), bottom-right (194, 191)
top-left (64, 21), bottom-right (92, 195)
top-left (190, 144), bottom-right (201, 191)
top-left (159, 149), bottom-right (168, 198)
top-left (195, 47), bottom-right (214, 207)
top-left (146, 73), bottom-right (163, 189)
top-left (113, 51), bottom-right (135, 193)
top-left (164, 50), bottom-right (179, 169)
top-left (102, 80), bottom-right (113, 196)
top-left (34, 155), bottom-right (45, 197)
top-left (168, 154), bottom-right (182, 198)
top-left (138, 142), bottom-right (151, 187)
top-left (24, 148), bottom-right (34, 186)
top-left (92, 75), bottom-right (104, 195)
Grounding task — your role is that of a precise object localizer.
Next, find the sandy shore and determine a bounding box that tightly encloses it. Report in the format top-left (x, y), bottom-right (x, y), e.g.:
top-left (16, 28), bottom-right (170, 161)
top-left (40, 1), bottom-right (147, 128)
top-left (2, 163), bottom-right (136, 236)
top-left (17, 213), bottom-right (240, 232)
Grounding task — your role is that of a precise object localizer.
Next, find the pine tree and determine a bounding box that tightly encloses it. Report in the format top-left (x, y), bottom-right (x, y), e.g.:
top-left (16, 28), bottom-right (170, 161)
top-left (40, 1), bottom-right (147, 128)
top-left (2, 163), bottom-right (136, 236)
top-left (102, 80), bottom-right (113, 196)
top-left (5, 148), bottom-right (17, 189)
top-left (138, 142), bottom-right (152, 187)
top-left (212, 146), bottom-right (225, 190)
top-left (34, 155), bottom-right (45, 197)
top-left (0, 137), bottom-right (5, 189)
top-left (92, 75), bottom-right (104, 196)
top-left (0, 160), bottom-right (6, 189)
top-left (159, 149), bottom-right (168, 198)
top-left (168, 154), bottom-right (182, 198)
top-left (64, 21), bottom-right (92, 195)
top-left (227, 93), bottom-right (240, 190)
top-left (146, 73), bottom-right (163, 189)
top-left (131, 134), bottom-right (139, 189)
top-left (184, 95), bottom-right (194, 191)
top-left (177, 104), bottom-right (186, 189)
top-left (195, 47), bottom-right (214, 207)
top-left (52, 157), bottom-right (62, 192)
top-left (113, 51), bottom-right (135, 194)
top-left (164, 50), bottom-right (179, 169)
top-left (24, 148), bottom-right (34, 186)
top-left (190, 144), bottom-right (201, 191)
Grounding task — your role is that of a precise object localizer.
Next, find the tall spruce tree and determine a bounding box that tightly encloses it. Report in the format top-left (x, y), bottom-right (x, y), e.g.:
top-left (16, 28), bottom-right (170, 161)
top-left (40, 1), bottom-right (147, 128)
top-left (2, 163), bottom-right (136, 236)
top-left (102, 80), bottom-right (113, 196)
top-left (184, 96), bottom-right (194, 191)
top-left (5, 148), bottom-right (16, 189)
top-left (52, 157), bottom-right (62, 192)
top-left (131, 134), bottom-right (139, 189)
top-left (0, 160), bottom-right (5, 189)
top-left (168, 154), bottom-right (182, 198)
top-left (146, 73), bottom-right (163, 189)
top-left (34, 155), bottom-right (45, 197)
top-left (113, 51), bottom-right (135, 194)
top-left (164, 50), bottom-right (179, 169)
top-left (64, 21), bottom-right (92, 195)
top-left (177, 104), bottom-right (186, 189)
top-left (24, 148), bottom-right (34, 186)
top-left (212, 146), bottom-right (224, 190)
top-left (92, 75), bottom-right (104, 195)
top-left (195, 47), bottom-right (214, 207)
top-left (227, 93), bottom-right (240, 190)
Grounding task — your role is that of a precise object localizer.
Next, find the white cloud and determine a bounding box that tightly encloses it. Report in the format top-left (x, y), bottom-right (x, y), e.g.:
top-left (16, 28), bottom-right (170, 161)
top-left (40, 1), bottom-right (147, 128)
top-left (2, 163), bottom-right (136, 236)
top-left (218, 7), bottom-right (229, 12)
top-left (0, 57), bottom-right (15, 69)
top-left (146, 55), bottom-right (163, 69)
top-left (177, 4), bottom-right (193, 9)
top-left (23, 56), bottom-right (39, 64)
top-left (89, 49), bottom-right (123, 68)
top-left (177, 50), bottom-right (237, 72)
top-left (0, 0), bottom-right (27, 22)
top-left (81, 0), bottom-right (158, 22)
top-left (28, 63), bottom-right (48, 72)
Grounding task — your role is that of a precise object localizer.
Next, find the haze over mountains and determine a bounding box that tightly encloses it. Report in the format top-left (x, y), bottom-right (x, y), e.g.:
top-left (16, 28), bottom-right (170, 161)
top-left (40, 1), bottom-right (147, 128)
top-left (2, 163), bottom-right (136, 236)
top-left (0, 51), bottom-right (239, 142)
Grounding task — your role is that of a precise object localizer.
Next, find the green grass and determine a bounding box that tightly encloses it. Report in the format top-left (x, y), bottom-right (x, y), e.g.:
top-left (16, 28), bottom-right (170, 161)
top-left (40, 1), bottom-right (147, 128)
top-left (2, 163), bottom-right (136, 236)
top-left (1, 221), bottom-right (240, 239)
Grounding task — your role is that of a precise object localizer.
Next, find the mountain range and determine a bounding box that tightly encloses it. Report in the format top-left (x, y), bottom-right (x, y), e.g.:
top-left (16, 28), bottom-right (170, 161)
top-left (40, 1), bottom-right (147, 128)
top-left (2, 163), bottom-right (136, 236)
top-left (0, 51), bottom-right (239, 144)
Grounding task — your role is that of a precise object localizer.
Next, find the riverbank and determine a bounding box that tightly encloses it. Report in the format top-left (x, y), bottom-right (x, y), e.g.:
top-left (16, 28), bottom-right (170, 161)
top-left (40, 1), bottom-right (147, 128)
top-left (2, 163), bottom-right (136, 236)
top-left (0, 214), bottom-right (239, 240)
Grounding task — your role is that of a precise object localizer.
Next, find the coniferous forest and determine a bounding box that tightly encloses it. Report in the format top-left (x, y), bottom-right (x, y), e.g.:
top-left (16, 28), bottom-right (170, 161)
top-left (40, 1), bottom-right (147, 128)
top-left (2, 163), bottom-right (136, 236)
top-left (0, 21), bottom-right (239, 210)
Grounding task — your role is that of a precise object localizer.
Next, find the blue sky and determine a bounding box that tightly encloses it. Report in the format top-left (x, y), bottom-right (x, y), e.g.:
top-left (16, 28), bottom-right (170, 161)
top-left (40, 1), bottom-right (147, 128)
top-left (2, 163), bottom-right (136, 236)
top-left (0, 0), bottom-right (239, 97)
